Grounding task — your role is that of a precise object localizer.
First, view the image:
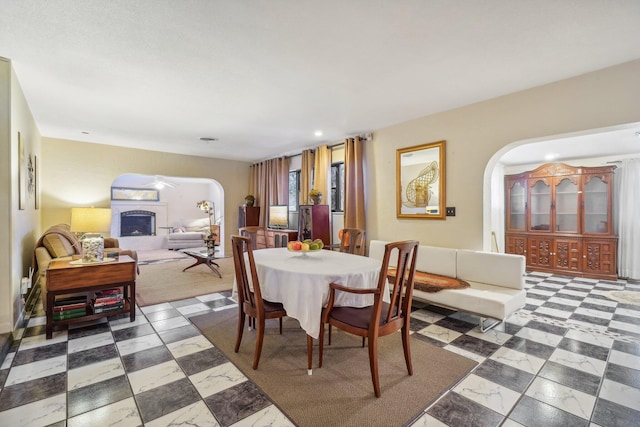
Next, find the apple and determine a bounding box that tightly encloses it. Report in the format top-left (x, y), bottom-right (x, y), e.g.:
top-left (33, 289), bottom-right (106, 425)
top-left (314, 238), bottom-right (324, 249)
top-left (287, 241), bottom-right (295, 250)
top-left (293, 242), bottom-right (302, 251)
top-left (301, 243), bottom-right (310, 251)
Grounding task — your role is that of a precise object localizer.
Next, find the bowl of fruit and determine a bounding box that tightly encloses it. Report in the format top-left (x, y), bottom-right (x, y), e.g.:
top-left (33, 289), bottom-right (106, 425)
top-left (287, 239), bottom-right (324, 256)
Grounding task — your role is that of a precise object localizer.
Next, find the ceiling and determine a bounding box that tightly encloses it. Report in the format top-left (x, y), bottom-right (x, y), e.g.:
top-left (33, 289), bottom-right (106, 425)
top-left (1, 1), bottom-right (640, 163)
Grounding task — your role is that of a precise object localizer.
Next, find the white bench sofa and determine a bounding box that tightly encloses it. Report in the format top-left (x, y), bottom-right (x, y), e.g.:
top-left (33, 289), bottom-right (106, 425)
top-left (369, 240), bottom-right (526, 331)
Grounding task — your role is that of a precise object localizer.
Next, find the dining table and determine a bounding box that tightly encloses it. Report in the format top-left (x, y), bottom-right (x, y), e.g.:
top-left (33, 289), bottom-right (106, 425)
top-left (233, 247), bottom-right (389, 374)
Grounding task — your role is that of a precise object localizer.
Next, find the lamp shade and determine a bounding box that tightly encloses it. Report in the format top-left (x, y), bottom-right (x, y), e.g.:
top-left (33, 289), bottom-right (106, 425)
top-left (70, 208), bottom-right (112, 233)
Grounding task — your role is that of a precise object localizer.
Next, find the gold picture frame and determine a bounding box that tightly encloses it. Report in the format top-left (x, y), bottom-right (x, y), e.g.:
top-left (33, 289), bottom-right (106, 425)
top-left (396, 140), bottom-right (446, 219)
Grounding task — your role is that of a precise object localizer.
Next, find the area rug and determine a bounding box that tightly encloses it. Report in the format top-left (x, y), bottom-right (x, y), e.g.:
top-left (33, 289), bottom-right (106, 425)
top-left (190, 313), bottom-right (477, 427)
top-left (135, 257), bottom-right (235, 306)
top-left (602, 290), bottom-right (640, 306)
top-left (137, 249), bottom-right (189, 265)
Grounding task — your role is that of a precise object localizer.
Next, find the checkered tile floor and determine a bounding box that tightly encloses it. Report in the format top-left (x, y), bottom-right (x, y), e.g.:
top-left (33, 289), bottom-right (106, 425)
top-left (0, 272), bottom-right (638, 426)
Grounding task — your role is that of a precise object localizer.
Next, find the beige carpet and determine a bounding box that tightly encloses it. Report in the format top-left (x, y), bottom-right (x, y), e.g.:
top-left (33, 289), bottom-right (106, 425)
top-left (137, 249), bottom-right (189, 264)
top-left (602, 290), bottom-right (640, 306)
top-left (135, 256), bottom-right (235, 306)
top-left (191, 313), bottom-right (477, 427)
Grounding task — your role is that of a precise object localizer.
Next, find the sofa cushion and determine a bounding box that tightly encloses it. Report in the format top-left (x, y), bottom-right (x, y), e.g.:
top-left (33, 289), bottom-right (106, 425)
top-left (415, 245), bottom-right (457, 278)
top-left (43, 234), bottom-right (75, 258)
top-left (456, 250), bottom-right (525, 290)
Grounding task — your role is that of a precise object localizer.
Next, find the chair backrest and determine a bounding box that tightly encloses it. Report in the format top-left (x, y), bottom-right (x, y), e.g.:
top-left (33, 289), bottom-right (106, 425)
top-left (338, 228), bottom-right (365, 255)
top-left (231, 235), bottom-right (264, 314)
top-left (238, 226), bottom-right (267, 249)
top-left (374, 240), bottom-right (419, 327)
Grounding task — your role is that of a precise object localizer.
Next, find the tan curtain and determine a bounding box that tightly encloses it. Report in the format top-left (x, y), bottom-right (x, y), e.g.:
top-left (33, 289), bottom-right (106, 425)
top-left (344, 137), bottom-right (365, 231)
top-left (300, 149), bottom-right (315, 205)
top-left (313, 144), bottom-right (331, 205)
top-left (249, 157), bottom-right (290, 226)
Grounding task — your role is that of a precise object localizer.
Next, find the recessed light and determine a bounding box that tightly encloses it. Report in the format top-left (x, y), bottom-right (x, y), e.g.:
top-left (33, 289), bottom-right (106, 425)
top-left (199, 137), bottom-right (218, 142)
top-left (544, 153), bottom-right (558, 161)
top-left (314, 130), bottom-right (323, 137)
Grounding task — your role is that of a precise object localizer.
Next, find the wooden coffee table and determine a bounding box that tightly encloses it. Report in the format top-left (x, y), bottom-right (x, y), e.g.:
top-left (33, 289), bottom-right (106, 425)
top-left (45, 255), bottom-right (137, 339)
top-left (180, 247), bottom-right (222, 278)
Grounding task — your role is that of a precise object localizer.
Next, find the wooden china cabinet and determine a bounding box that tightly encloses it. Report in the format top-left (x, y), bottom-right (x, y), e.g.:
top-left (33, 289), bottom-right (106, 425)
top-left (505, 163), bottom-right (617, 279)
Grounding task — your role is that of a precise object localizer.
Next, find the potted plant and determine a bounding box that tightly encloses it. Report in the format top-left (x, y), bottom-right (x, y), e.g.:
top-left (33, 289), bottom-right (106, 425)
top-left (244, 194), bottom-right (255, 207)
top-left (309, 189), bottom-right (322, 205)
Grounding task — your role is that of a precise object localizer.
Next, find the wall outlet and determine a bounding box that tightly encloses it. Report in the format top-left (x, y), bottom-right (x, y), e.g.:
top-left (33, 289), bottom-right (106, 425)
top-left (446, 207), bottom-right (456, 216)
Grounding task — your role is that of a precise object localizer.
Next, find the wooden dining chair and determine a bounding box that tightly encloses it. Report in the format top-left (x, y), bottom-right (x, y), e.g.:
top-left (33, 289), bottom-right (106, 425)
top-left (338, 228), bottom-right (365, 255)
top-left (319, 240), bottom-right (419, 397)
top-left (238, 226), bottom-right (267, 250)
top-left (231, 235), bottom-right (287, 369)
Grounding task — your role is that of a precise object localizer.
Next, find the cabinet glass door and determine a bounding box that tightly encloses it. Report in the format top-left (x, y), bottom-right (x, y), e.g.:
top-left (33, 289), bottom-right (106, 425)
top-left (530, 180), bottom-right (551, 231)
top-left (583, 175), bottom-right (609, 233)
top-left (554, 177), bottom-right (579, 233)
top-left (508, 181), bottom-right (526, 231)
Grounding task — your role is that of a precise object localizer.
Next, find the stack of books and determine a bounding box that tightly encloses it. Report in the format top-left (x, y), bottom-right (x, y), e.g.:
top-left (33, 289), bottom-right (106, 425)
top-left (53, 296), bottom-right (88, 321)
top-left (93, 288), bottom-right (125, 314)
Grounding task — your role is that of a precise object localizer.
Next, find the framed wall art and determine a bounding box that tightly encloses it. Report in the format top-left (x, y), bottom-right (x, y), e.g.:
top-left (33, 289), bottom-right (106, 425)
top-left (396, 140), bottom-right (446, 219)
top-left (111, 187), bottom-right (160, 201)
top-left (18, 132), bottom-right (26, 210)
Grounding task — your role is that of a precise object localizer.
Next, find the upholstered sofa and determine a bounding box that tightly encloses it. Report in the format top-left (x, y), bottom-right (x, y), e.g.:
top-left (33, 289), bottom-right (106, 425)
top-left (369, 240), bottom-right (526, 332)
top-left (33, 224), bottom-right (138, 309)
top-left (166, 218), bottom-right (219, 249)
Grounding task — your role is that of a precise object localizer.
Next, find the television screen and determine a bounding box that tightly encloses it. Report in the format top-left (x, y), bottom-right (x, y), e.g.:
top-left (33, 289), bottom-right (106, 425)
top-left (268, 205), bottom-right (288, 229)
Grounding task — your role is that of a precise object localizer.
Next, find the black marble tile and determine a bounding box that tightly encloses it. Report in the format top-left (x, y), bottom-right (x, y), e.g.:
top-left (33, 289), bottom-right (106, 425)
top-left (569, 313), bottom-right (611, 327)
top-left (170, 298), bottom-right (201, 309)
top-left (427, 391), bottom-right (503, 427)
top-left (541, 301), bottom-right (577, 312)
top-left (176, 347), bottom-right (228, 376)
top-left (524, 320), bottom-right (568, 336)
top-left (450, 335), bottom-right (501, 357)
top-left (67, 375), bottom-right (133, 418)
top-left (121, 345), bottom-right (174, 373)
top-left (538, 361), bottom-right (601, 396)
top-left (12, 341), bottom-right (67, 366)
top-left (205, 299), bottom-right (237, 310)
top-left (434, 317), bottom-right (475, 334)
top-left (135, 377), bottom-right (201, 424)
top-left (0, 372), bottom-right (66, 411)
top-left (553, 292), bottom-right (585, 301)
top-left (68, 344), bottom-right (120, 370)
top-left (204, 381), bottom-right (272, 427)
top-left (422, 304), bottom-right (456, 316)
top-left (503, 336), bottom-right (556, 359)
top-left (144, 308), bottom-right (182, 322)
top-left (111, 323), bottom-right (156, 342)
top-left (508, 395), bottom-right (588, 427)
top-left (0, 368), bottom-right (8, 388)
top-left (612, 313), bottom-right (640, 325)
top-left (612, 340), bottom-right (640, 356)
top-left (408, 317), bottom-right (430, 333)
top-left (607, 327), bottom-right (640, 340)
top-left (591, 397), bottom-right (640, 427)
top-left (604, 363), bottom-right (640, 389)
top-left (158, 324), bottom-right (202, 344)
top-left (474, 359), bottom-right (534, 393)
top-left (579, 301), bottom-right (616, 313)
top-left (67, 320), bottom-right (110, 339)
top-left (617, 302), bottom-right (640, 312)
top-left (557, 337), bottom-right (610, 361)
top-left (413, 332), bottom-right (447, 348)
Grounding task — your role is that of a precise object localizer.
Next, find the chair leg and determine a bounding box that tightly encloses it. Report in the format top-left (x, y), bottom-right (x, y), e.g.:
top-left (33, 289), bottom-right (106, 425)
top-left (279, 317), bottom-right (283, 335)
top-left (234, 312), bottom-right (245, 353)
top-left (253, 317), bottom-right (265, 370)
top-left (402, 325), bottom-right (413, 375)
top-left (368, 335), bottom-right (381, 398)
top-left (328, 324), bottom-right (332, 346)
top-left (318, 319), bottom-right (325, 368)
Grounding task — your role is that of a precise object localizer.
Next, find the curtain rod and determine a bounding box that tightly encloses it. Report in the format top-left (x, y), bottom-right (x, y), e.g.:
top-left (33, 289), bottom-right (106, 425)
top-left (281, 133), bottom-right (372, 159)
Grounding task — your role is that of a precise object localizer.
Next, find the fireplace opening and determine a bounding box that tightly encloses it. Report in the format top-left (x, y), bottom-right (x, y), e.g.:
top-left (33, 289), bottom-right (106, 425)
top-left (120, 210), bottom-right (156, 237)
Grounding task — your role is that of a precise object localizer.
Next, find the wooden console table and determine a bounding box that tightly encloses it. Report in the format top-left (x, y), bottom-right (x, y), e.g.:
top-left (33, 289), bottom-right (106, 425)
top-left (45, 255), bottom-right (137, 339)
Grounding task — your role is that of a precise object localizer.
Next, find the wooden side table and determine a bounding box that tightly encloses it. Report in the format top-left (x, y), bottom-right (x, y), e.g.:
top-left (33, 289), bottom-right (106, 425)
top-left (45, 255), bottom-right (137, 339)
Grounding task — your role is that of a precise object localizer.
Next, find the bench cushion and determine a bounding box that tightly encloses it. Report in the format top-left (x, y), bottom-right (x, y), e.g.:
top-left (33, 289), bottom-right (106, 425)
top-left (456, 249), bottom-right (525, 290)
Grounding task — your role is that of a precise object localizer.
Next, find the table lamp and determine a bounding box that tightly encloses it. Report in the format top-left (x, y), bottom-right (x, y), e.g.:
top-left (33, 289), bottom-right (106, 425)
top-left (70, 207), bottom-right (112, 263)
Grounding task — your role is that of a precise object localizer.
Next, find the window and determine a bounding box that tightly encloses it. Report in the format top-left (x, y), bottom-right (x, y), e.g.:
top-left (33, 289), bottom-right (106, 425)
top-left (288, 170), bottom-right (300, 211)
top-left (331, 162), bottom-right (344, 212)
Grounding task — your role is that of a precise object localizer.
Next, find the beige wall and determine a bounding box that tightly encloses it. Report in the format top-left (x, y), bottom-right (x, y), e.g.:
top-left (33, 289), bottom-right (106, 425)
top-left (367, 59), bottom-right (640, 250)
top-left (41, 138), bottom-right (251, 257)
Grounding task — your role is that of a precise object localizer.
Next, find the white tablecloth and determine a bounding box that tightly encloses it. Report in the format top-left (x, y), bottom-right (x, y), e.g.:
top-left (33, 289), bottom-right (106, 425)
top-left (234, 247), bottom-right (388, 339)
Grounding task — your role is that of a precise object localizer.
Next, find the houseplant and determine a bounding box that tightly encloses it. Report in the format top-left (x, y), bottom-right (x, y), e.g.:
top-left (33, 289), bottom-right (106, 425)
top-left (244, 195), bottom-right (255, 207)
top-left (309, 189), bottom-right (322, 205)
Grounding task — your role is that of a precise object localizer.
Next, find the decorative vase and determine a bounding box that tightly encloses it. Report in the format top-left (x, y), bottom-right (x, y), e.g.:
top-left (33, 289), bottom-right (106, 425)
top-left (245, 198), bottom-right (255, 207)
top-left (310, 195), bottom-right (322, 205)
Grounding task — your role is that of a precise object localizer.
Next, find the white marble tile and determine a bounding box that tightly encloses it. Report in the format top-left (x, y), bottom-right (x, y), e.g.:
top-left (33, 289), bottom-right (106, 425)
top-left (467, 328), bottom-right (512, 346)
top-left (5, 355), bottom-right (67, 387)
top-left (116, 333), bottom-right (164, 356)
top-left (564, 329), bottom-right (613, 349)
top-left (18, 331), bottom-right (67, 351)
top-left (583, 297), bottom-right (617, 308)
top-left (0, 393), bottom-right (66, 427)
top-left (190, 361), bottom-right (247, 398)
top-left (229, 404), bottom-right (295, 427)
top-left (177, 302), bottom-right (212, 316)
top-left (140, 302), bottom-right (173, 314)
top-left (67, 331), bottom-right (114, 354)
top-left (109, 315), bottom-right (149, 331)
top-left (67, 357), bottom-right (125, 390)
top-left (528, 288), bottom-right (556, 297)
top-left (212, 304), bottom-right (237, 312)
top-left (127, 360), bottom-right (186, 394)
top-left (598, 379), bottom-right (640, 411)
top-left (146, 400), bottom-right (219, 427)
top-left (490, 347), bottom-right (545, 375)
top-left (567, 283), bottom-right (593, 290)
top-left (608, 320), bottom-right (640, 334)
top-left (524, 298), bottom-right (545, 307)
top-left (197, 293), bottom-right (227, 303)
top-left (417, 324), bottom-right (462, 343)
top-left (454, 374), bottom-right (520, 415)
top-left (565, 318), bottom-right (608, 332)
top-left (558, 289), bottom-right (589, 298)
top-left (151, 315), bottom-right (191, 332)
top-left (615, 307), bottom-right (640, 317)
top-left (1, 351), bottom-right (15, 370)
top-left (411, 310), bottom-right (446, 324)
top-left (443, 344), bottom-right (486, 364)
top-left (408, 413), bottom-right (449, 427)
top-left (548, 296), bottom-right (582, 307)
top-left (516, 327), bottom-right (564, 347)
top-left (537, 282), bottom-right (564, 289)
top-left (534, 306), bottom-right (572, 319)
top-left (525, 377), bottom-right (596, 420)
top-left (574, 307), bottom-right (613, 320)
top-left (67, 396), bottom-right (142, 427)
top-left (548, 348), bottom-right (606, 376)
top-left (608, 349), bottom-right (640, 371)
top-left (594, 283), bottom-right (625, 290)
top-left (166, 335), bottom-right (214, 359)
top-left (27, 316), bottom-right (47, 327)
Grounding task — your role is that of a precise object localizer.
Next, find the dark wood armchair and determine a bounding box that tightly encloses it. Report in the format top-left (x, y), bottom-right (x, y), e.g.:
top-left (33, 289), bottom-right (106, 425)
top-left (319, 240), bottom-right (419, 397)
top-left (231, 235), bottom-right (287, 369)
top-left (238, 226), bottom-right (268, 250)
top-left (338, 228), bottom-right (365, 255)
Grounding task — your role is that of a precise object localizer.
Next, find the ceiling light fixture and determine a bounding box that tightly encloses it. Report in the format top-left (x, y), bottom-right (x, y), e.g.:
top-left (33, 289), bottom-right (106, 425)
top-left (314, 130), bottom-right (323, 137)
top-left (199, 137), bottom-right (218, 142)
